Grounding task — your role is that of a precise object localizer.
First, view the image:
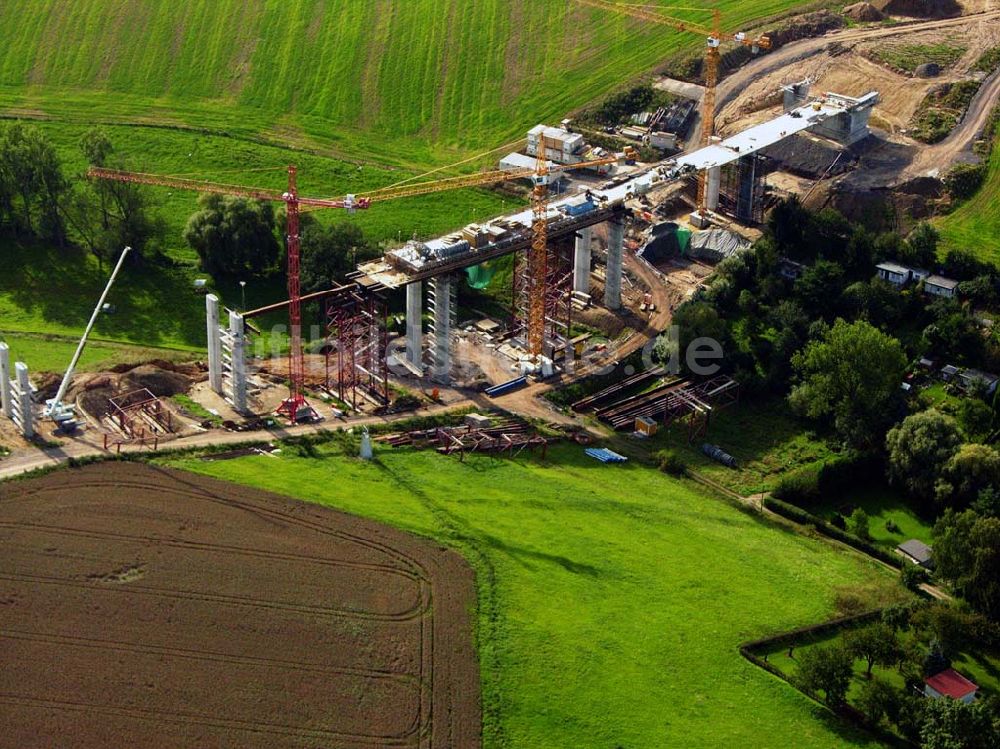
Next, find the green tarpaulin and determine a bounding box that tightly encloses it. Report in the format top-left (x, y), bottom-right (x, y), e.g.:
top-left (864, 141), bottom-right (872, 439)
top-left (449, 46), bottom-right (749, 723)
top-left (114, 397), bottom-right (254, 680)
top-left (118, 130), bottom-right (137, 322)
top-left (465, 262), bottom-right (496, 289)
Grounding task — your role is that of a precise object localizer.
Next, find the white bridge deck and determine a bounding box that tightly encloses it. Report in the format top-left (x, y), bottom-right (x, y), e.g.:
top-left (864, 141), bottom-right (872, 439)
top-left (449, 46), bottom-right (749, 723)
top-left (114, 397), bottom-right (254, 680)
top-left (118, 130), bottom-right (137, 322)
top-left (357, 95), bottom-right (868, 289)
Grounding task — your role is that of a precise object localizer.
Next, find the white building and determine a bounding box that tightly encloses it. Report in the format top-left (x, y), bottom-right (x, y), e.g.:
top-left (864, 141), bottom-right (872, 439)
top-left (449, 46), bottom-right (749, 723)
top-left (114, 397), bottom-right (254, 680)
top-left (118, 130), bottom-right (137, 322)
top-left (527, 125), bottom-right (585, 165)
top-left (924, 669), bottom-right (978, 704)
top-left (876, 262), bottom-right (915, 287)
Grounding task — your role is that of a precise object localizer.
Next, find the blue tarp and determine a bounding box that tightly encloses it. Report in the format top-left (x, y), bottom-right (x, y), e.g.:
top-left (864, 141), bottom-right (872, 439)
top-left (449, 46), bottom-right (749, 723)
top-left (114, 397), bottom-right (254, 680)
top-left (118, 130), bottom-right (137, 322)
top-left (585, 447), bottom-right (629, 464)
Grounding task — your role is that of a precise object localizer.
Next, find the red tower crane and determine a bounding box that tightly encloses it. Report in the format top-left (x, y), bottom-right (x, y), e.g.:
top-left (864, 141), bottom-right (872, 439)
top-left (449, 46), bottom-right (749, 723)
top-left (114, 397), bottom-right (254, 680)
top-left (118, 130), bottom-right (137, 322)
top-left (89, 165), bottom-right (371, 421)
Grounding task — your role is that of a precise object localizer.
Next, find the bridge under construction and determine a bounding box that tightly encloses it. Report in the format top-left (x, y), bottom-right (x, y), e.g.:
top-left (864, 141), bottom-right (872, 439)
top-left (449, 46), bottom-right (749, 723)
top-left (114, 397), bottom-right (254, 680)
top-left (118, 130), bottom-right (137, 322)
top-left (201, 86), bottom-right (877, 417)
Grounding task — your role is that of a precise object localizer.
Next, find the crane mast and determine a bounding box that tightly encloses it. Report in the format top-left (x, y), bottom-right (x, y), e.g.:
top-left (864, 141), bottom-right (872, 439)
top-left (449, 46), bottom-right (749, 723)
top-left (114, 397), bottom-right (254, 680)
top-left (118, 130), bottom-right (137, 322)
top-left (573, 0), bottom-right (771, 212)
top-left (45, 246), bottom-right (132, 430)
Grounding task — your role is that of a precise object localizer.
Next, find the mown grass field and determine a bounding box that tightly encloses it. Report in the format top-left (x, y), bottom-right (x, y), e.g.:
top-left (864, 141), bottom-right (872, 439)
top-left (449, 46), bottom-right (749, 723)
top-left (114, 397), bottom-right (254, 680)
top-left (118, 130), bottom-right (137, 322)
top-left (938, 123), bottom-right (1000, 262)
top-left (0, 1), bottom-right (820, 370)
top-left (0, 0), bottom-right (818, 165)
top-left (165, 440), bottom-right (898, 748)
top-left (810, 487), bottom-right (935, 551)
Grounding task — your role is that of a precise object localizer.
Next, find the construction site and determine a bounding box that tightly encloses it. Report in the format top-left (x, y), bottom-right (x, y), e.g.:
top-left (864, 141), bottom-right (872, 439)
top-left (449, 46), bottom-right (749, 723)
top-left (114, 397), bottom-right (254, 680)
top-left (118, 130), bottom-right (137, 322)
top-left (0, 0), bottom-right (996, 457)
top-left (4, 3), bottom-right (1000, 749)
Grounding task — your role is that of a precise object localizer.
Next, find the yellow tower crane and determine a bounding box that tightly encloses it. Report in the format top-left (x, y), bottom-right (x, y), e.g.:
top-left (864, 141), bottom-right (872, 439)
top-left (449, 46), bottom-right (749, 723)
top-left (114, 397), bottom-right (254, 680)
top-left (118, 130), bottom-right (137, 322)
top-left (574, 0), bottom-right (771, 209)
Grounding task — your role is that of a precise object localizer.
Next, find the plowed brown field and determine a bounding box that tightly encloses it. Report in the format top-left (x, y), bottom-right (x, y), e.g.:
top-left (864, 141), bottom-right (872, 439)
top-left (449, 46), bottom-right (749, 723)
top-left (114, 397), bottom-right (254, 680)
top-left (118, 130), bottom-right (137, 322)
top-left (0, 463), bottom-right (479, 748)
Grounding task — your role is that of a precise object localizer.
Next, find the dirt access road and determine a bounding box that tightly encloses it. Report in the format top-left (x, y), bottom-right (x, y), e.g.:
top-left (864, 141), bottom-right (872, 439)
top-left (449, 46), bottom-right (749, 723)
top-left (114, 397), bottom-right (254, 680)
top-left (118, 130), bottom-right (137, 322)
top-left (691, 8), bottom-right (1000, 170)
top-left (0, 462), bottom-right (479, 749)
top-left (906, 64), bottom-right (1000, 177)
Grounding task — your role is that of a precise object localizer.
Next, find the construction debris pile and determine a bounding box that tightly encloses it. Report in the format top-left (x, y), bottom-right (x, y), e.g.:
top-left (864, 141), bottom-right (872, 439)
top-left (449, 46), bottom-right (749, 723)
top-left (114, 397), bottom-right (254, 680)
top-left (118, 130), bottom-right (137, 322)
top-left (378, 413), bottom-right (554, 460)
top-left (573, 372), bottom-right (740, 441)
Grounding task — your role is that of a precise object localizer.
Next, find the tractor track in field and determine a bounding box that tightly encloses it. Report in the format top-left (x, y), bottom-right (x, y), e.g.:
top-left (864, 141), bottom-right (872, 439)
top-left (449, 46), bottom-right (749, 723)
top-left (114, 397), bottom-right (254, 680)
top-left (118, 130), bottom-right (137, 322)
top-left (0, 570), bottom-right (428, 622)
top-left (0, 693), bottom-right (421, 747)
top-left (0, 629), bottom-right (420, 685)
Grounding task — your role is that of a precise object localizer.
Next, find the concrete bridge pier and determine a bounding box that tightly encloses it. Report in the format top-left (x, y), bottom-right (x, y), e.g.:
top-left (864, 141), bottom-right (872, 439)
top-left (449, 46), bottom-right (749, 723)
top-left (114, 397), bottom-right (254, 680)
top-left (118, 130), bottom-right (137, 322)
top-left (227, 310), bottom-right (248, 414)
top-left (206, 294), bottom-right (223, 395)
top-left (573, 226), bottom-right (592, 295)
top-left (604, 219), bottom-right (624, 311)
top-left (705, 164), bottom-right (722, 212)
top-left (428, 275), bottom-right (456, 384)
top-left (405, 281), bottom-right (423, 368)
top-left (0, 342), bottom-right (11, 418)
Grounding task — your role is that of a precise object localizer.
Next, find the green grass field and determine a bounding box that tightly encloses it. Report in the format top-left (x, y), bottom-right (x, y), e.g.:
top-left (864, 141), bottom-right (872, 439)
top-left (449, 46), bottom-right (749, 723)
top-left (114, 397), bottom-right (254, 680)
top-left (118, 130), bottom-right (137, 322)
top-left (0, 1), bottom-right (817, 165)
top-left (648, 397), bottom-right (837, 496)
top-left (164, 440), bottom-right (899, 747)
top-left (938, 123), bottom-right (1000, 263)
top-left (811, 487), bottom-right (935, 551)
top-left (868, 43), bottom-right (966, 75)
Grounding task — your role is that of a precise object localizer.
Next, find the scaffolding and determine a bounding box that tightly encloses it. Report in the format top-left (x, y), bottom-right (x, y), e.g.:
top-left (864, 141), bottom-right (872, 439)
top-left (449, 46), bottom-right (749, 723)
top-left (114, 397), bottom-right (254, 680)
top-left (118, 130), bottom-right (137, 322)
top-left (511, 238), bottom-right (573, 356)
top-left (719, 154), bottom-right (768, 224)
top-left (324, 289), bottom-right (389, 409)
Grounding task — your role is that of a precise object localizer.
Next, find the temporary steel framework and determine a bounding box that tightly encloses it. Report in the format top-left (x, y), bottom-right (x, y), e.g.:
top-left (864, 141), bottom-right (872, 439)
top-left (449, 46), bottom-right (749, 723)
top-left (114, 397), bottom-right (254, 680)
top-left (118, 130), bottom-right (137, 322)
top-left (719, 153), bottom-right (768, 224)
top-left (595, 375), bottom-right (740, 440)
top-left (512, 235), bottom-right (574, 356)
top-left (324, 290), bottom-right (389, 409)
top-left (436, 428), bottom-right (551, 461)
top-left (106, 388), bottom-right (173, 439)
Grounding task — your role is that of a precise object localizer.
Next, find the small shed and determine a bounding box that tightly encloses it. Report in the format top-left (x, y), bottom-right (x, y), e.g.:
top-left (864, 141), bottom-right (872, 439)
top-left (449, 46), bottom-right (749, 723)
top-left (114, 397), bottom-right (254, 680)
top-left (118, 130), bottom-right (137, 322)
top-left (876, 262), bottom-right (913, 287)
top-left (958, 369), bottom-right (999, 396)
top-left (924, 669), bottom-right (978, 704)
top-left (924, 275), bottom-right (960, 299)
top-left (940, 364), bottom-right (960, 381)
top-left (897, 539), bottom-right (933, 568)
top-left (635, 416), bottom-right (658, 437)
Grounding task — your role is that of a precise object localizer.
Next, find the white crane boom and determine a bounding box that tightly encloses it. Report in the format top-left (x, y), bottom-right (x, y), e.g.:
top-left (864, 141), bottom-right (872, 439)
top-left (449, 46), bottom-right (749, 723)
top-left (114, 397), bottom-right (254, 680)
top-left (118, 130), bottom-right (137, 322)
top-left (46, 246), bottom-right (131, 425)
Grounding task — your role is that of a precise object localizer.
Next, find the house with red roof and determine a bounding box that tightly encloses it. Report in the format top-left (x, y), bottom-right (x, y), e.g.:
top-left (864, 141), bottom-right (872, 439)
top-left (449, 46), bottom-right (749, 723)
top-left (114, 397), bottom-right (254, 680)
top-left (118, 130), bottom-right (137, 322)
top-left (924, 668), bottom-right (979, 704)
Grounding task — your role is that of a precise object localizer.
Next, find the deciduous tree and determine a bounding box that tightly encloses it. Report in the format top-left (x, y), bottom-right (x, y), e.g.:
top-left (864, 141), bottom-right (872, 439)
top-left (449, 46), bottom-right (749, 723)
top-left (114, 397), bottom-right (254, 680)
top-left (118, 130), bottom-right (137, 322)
top-left (789, 319), bottom-right (907, 449)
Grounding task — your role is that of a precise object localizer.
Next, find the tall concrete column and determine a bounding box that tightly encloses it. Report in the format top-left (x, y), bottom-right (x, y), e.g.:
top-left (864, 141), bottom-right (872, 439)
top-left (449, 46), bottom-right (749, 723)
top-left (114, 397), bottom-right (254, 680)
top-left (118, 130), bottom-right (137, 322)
top-left (704, 135), bottom-right (723, 213)
top-left (206, 294), bottom-right (223, 395)
top-left (228, 310), bottom-right (248, 414)
top-left (604, 219), bottom-right (624, 311)
top-left (0, 342), bottom-right (11, 418)
top-left (573, 226), bottom-right (592, 294)
top-left (705, 165), bottom-right (722, 212)
top-left (428, 275), bottom-right (456, 384)
top-left (15, 362), bottom-right (33, 438)
top-left (405, 281), bottom-right (423, 368)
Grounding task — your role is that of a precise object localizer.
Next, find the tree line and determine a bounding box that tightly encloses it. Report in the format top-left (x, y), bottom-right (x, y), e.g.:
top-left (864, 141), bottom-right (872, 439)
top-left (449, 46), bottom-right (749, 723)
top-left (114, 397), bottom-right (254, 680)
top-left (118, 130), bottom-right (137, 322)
top-left (663, 198), bottom-right (1000, 621)
top-left (0, 123), bottom-right (162, 268)
top-left (0, 122), bottom-right (374, 291)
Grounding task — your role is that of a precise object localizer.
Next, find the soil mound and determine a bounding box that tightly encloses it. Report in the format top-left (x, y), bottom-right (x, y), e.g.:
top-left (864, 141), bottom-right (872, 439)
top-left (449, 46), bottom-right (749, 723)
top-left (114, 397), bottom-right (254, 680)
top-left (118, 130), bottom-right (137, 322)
top-left (871, 0), bottom-right (962, 18)
top-left (843, 2), bottom-right (887, 21)
top-left (119, 365), bottom-right (190, 397)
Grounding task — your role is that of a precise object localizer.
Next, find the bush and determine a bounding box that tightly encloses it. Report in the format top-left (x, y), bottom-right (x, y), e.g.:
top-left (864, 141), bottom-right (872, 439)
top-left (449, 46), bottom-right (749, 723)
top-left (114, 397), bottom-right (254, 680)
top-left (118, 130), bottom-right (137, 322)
top-left (848, 508), bottom-right (872, 541)
top-left (885, 519), bottom-right (901, 535)
top-left (392, 393), bottom-right (422, 411)
top-left (945, 162), bottom-right (987, 200)
top-left (901, 562), bottom-right (929, 592)
top-left (656, 449), bottom-right (687, 476)
top-left (773, 463), bottom-right (823, 505)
